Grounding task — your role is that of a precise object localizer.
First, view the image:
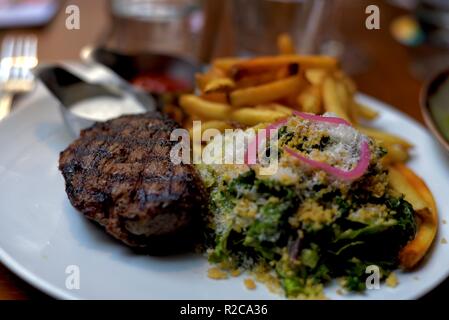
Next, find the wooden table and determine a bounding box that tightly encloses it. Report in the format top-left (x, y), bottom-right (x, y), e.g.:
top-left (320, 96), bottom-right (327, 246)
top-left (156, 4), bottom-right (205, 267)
top-left (0, 0), bottom-right (447, 299)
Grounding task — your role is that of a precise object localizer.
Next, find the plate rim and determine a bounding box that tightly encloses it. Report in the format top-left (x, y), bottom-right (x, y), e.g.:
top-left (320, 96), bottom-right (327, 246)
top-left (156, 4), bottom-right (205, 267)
top-left (0, 92), bottom-right (446, 300)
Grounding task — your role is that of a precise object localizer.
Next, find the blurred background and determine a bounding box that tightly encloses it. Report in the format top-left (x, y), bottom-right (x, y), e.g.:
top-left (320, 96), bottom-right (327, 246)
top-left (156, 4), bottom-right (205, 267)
top-left (0, 0), bottom-right (449, 299)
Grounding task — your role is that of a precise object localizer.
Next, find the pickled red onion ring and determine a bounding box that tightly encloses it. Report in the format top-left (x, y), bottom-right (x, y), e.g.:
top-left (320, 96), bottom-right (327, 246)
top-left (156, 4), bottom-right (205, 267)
top-left (292, 110), bottom-right (352, 126)
top-left (284, 139), bottom-right (371, 181)
top-left (245, 112), bottom-right (370, 180)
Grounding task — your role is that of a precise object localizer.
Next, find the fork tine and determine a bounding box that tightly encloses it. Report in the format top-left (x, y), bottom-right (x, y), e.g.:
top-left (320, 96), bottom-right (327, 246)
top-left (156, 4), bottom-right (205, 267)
top-left (26, 35), bottom-right (38, 60)
top-left (0, 36), bottom-right (16, 73)
top-left (24, 35), bottom-right (38, 70)
top-left (1, 34), bottom-right (37, 90)
top-left (1, 36), bottom-right (15, 82)
top-left (13, 36), bottom-right (24, 57)
top-left (23, 37), bottom-right (31, 58)
top-left (19, 37), bottom-right (30, 81)
top-left (10, 36), bottom-right (24, 81)
top-left (21, 36), bottom-right (37, 81)
top-left (0, 35), bottom-right (37, 118)
top-left (1, 36), bottom-right (14, 59)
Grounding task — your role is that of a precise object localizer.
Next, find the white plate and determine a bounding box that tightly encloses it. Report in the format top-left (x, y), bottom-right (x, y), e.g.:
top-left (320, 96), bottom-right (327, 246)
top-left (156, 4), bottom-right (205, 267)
top-left (0, 83), bottom-right (449, 300)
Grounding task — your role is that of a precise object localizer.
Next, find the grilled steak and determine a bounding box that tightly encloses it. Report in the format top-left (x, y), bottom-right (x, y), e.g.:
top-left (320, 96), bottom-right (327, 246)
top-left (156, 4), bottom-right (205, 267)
top-left (59, 112), bottom-right (206, 251)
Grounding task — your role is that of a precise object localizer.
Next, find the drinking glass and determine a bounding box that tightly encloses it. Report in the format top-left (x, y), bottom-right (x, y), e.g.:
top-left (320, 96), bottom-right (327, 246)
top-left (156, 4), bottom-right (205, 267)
top-left (230, 0), bottom-right (328, 56)
top-left (104, 0), bottom-right (204, 60)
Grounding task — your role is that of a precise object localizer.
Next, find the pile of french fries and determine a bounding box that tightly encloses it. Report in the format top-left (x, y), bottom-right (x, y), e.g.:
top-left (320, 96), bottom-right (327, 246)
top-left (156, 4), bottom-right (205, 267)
top-left (179, 34), bottom-right (412, 165)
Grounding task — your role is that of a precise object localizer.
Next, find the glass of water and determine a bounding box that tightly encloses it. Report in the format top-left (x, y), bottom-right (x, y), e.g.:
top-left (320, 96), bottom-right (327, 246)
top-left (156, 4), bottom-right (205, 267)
top-left (230, 0), bottom-right (328, 56)
top-left (105, 0), bottom-right (204, 60)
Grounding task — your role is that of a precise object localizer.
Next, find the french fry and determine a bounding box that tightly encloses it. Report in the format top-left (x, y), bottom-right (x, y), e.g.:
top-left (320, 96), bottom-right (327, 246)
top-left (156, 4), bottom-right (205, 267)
top-left (231, 108), bottom-right (288, 126)
top-left (231, 55), bottom-right (338, 76)
top-left (355, 103), bottom-right (379, 120)
top-left (230, 76), bottom-right (303, 107)
top-left (342, 75), bottom-right (357, 94)
top-left (322, 76), bottom-right (351, 122)
top-left (212, 57), bottom-right (245, 72)
top-left (397, 164), bottom-right (438, 216)
top-left (195, 74), bottom-right (210, 92)
top-left (201, 120), bottom-right (234, 135)
top-left (277, 33), bottom-right (296, 55)
top-left (358, 126), bottom-right (413, 149)
top-left (200, 92), bottom-right (229, 104)
top-left (297, 85), bottom-right (322, 114)
top-left (204, 78), bottom-right (236, 93)
top-left (186, 119), bottom-right (233, 139)
top-left (279, 64), bottom-right (299, 77)
top-left (335, 81), bottom-right (350, 112)
top-left (255, 103), bottom-right (293, 116)
top-left (269, 103), bottom-right (294, 116)
top-left (305, 69), bottom-right (327, 85)
top-left (389, 166), bottom-right (428, 211)
top-left (389, 164), bottom-right (438, 269)
top-left (334, 80), bottom-right (358, 124)
top-left (235, 68), bottom-right (286, 88)
top-left (180, 95), bottom-right (231, 120)
top-left (362, 126), bottom-right (412, 165)
top-left (381, 143), bottom-right (410, 165)
top-left (234, 63), bottom-right (298, 89)
top-left (195, 67), bottom-right (226, 92)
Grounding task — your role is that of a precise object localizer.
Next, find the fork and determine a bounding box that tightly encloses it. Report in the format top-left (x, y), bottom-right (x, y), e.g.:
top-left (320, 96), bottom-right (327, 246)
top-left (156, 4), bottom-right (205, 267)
top-left (0, 35), bottom-right (38, 121)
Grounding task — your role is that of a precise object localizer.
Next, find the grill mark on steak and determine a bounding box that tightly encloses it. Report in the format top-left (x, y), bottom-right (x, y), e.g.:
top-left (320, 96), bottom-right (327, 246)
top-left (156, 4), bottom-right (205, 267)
top-left (59, 112), bottom-right (207, 251)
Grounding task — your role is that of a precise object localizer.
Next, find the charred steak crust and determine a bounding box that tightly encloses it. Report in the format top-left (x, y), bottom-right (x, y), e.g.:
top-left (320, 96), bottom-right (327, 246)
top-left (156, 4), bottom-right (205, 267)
top-left (59, 112), bottom-right (206, 248)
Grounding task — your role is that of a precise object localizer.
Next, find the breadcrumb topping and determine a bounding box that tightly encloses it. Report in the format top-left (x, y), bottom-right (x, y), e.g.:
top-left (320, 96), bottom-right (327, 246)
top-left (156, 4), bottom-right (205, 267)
top-left (386, 272), bottom-right (399, 288)
top-left (208, 267), bottom-right (228, 280)
top-left (244, 278), bottom-right (257, 290)
top-left (290, 199), bottom-right (337, 230)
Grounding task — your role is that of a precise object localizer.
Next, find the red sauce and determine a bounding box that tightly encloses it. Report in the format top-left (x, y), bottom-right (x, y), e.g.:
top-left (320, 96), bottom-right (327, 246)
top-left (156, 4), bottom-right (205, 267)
top-left (132, 73), bottom-right (191, 94)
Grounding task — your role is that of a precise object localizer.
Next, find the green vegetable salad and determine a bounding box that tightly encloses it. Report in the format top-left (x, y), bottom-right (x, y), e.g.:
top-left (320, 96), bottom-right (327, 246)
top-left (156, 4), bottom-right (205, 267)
top-left (197, 114), bottom-right (417, 299)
